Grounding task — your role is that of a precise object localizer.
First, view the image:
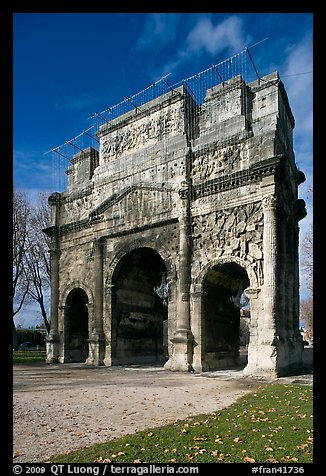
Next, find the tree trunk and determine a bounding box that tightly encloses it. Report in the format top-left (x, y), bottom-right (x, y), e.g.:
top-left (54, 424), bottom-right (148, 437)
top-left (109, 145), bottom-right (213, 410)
top-left (13, 321), bottom-right (19, 350)
top-left (38, 297), bottom-right (50, 334)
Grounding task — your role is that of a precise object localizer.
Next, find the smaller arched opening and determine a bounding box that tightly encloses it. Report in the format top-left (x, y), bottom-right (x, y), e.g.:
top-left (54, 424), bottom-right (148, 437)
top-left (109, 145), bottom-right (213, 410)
top-left (64, 288), bottom-right (89, 363)
top-left (202, 262), bottom-right (250, 370)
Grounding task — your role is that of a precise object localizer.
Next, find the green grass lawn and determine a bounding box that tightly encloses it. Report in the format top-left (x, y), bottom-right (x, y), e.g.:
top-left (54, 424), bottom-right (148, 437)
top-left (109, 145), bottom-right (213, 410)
top-left (13, 350), bottom-right (46, 364)
top-left (48, 384), bottom-right (313, 464)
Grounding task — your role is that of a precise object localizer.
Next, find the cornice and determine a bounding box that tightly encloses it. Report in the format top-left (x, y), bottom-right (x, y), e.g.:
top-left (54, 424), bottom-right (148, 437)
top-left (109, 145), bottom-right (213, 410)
top-left (191, 155), bottom-right (286, 200)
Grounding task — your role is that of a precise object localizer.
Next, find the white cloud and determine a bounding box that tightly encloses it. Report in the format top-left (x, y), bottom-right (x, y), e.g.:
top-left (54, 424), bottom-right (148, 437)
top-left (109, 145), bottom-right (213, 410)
top-left (162, 15), bottom-right (250, 76)
top-left (135, 13), bottom-right (180, 50)
top-left (282, 34), bottom-right (313, 145)
top-left (14, 300), bottom-right (49, 329)
top-left (281, 34), bottom-right (313, 300)
top-left (186, 16), bottom-right (247, 56)
top-left (283, 35), bottom-right (313, 247)
top-left (14, 148), bottom-right (55, 193)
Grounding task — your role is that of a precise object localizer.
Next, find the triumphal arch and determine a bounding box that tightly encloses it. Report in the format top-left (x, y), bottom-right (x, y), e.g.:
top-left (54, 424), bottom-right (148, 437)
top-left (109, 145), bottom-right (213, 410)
top-left (45, 71), bottom-right (307, 377)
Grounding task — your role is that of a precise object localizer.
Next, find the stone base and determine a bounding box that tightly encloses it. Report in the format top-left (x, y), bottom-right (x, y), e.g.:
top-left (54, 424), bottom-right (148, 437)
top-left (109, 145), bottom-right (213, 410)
top-left (45, 333), bottom-right (60, 363)
top-left (275, 335), bottom-right (303, 376)
top-left (243, 363), bottom-right (278, 379)
top-left (243, 335), bottom-right (303, 378)
top-left (164, 329), bottom-right (193, 371)
top-left (192, 360), bottom-right (210, 373)
top-left (86, 335), bottom-right (105, 366)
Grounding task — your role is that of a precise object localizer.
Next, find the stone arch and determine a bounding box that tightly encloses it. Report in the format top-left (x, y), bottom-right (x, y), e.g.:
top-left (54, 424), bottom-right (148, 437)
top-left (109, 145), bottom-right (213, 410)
top-left (191, 256), bottom-right (259, 372)
top-left (62, 287), bottom-right (90, 363)
top-left (193, 255), bottom-right (259, 291)
top-left (60, 280), bottom-right (94, 308)
top-left (109, 246), bottom-right (170, 365)
top-left (106, 237), bottom-right (176, 287)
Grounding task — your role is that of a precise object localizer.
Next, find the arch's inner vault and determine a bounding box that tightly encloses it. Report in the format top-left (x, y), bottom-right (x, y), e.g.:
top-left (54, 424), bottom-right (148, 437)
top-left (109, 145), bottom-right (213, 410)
top-left (112, 248), bottom-right (167, 365)
top-left (44, 71), bottom-right (307, 377)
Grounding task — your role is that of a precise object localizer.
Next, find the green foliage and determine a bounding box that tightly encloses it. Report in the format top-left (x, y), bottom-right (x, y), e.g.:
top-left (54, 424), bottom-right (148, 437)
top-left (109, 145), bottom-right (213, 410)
top-left (48, 384), bottom-right (313, 464)
top-left (13, 351), bottom-right (46, 363)
top-left (16, 329), bottom-right (45, 347)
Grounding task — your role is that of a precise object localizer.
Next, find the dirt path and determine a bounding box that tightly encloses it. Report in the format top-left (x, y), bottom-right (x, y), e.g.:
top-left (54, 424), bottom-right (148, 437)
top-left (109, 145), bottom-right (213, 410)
top-left (13, 350), bottom-right (312, 463)
top-left (13, 363), bottom-right (262, 463)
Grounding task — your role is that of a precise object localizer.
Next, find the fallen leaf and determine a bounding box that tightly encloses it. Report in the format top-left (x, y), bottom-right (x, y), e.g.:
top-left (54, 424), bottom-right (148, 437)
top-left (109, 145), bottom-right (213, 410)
top-left (244, 457), bottom-right (256, 463)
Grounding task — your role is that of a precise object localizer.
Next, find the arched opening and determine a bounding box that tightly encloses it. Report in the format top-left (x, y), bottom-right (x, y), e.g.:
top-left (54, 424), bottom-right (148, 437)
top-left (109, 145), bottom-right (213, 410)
top-left (202, 262), bottom-right (250, 370)
top-left (65, 288), bottom-right (89, 363)
top-left (111, 247), bottom-right (168, 365)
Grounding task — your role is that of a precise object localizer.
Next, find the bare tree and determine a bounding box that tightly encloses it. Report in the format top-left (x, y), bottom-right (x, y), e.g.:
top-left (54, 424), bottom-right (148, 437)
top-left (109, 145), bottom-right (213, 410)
top-left (13, 190), bottom-right (31, 317)
top-left (23, 192), bottom-right (51, 333)
top-left (300, 186), bottom-right (313, 336)
top-left (300, 297), bottom-right (313, 339)
top-left (13, 190), bottom-right (31, 347)
top-left (301, 221), bottom-right (313, 295)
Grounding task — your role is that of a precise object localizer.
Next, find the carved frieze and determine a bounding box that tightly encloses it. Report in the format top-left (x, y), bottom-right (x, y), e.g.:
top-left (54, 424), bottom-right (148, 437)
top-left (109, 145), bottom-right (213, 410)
top-left (192, 201), bottom-right (264, 284)
top-left (101, 104), bottom-right (182, 160)
top-left (192, 143), bottom-right (243, 181)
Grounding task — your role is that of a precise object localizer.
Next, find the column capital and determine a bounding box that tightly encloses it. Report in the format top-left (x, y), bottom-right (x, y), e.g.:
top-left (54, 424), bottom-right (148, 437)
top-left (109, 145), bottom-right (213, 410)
top-left (262, 195), bottom-right (277, 210)
top-left (48, 192), bottom-right (62, 207)
top-left (59, 304), bottom-right (71, 311)
top-left (178, 181), bottom-right (190, 200)
top-left (244, 287), bottom-right (261, 299)
top-left (191, 291), bottom-right (204, 301)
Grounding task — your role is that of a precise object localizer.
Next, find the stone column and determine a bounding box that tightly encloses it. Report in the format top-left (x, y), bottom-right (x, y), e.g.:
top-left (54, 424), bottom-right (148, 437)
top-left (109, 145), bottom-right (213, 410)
top-left (290, 222), bottom-right (304, 367)
top-left (86, 238), bottom-right (104, 365)
top-left (165, 182), bottom-right (193, 371)
top-left (242, 287), bottom-right (261, 375)
top-left (46, 193), bottom-right (61, 363)
top-left (258, 195), bottom-right (279, 376)
top-left (290, 198), bottom-right (307, 369)
top-left (58, 304), bottom-right (69, 363)
top-left (103, 284), bottom-right (114, 366)
top-left (190, 285), bottom-right (207, 372)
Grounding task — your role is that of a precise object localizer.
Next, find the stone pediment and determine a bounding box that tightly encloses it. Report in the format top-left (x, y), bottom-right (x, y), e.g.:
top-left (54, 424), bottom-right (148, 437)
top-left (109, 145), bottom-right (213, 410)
top-left (89, 183), bottom-right (173, 221)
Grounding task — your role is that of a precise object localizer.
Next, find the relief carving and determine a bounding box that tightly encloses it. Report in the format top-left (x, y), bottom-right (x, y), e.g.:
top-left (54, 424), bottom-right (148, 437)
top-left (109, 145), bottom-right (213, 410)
top-left (101, 105), bottom-right (182, 159)
top-left (192, 144), bottom-right (241, 180)
top-left (192, 201), bottom-right (264, 284)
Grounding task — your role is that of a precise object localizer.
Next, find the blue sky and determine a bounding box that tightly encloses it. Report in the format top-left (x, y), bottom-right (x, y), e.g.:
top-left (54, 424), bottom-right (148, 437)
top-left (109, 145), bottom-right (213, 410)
top-left (13, 12), bottom-right (313, 326)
